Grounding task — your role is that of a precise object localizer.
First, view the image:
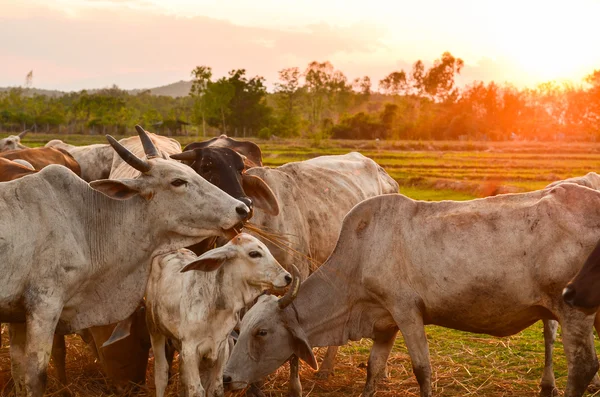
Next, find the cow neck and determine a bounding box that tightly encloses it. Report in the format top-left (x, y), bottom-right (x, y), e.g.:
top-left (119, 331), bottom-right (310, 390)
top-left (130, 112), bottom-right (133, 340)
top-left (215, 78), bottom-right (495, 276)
top-left (82, 187), bottom-right (160, 268)
top-left (293, 262), bottom-right (358, 348)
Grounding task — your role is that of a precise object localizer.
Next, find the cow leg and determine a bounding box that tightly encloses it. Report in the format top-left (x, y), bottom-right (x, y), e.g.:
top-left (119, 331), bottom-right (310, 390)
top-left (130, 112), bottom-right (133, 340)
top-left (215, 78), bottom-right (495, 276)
top-left (50, 334), bottom-right (72, 397)
top-left (9, 323), bottom-right (27, 396)
top-left (362, 328), bottom-right (398, 397)
top-left (179, 343), bottom-right (205, 397)
top-left (150, 333), bottom-right (169, 397)
top-left (540, 319), bottom-right (559, 397)
top-left (166, 338), bottom-right (177, 382)
top-left (394, 313), bottom-right (432, 397)
top-left (203, 344), bottom-right (227, 397)
top-left (315, 346), bottom-right (338, 379)
top-left (560, 311), bottom-right (598, 397)
top-left (587, 314), bottom-right (600, 393)
top-left (21, 306), bottom-right (62, 397)
top-left (288, 355), bottom-right (302, 397)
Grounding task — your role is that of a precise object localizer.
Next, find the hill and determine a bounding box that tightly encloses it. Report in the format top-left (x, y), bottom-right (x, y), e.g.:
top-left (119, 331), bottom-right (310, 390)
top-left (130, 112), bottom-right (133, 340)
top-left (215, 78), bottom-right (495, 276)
top-left (0, 80), bottom-right (194, 98)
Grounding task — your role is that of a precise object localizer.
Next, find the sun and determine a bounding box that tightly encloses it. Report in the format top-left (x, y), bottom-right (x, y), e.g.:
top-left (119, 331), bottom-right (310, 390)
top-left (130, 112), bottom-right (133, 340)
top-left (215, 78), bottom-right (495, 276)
top-left (485, 0), bottom-right (600, 85)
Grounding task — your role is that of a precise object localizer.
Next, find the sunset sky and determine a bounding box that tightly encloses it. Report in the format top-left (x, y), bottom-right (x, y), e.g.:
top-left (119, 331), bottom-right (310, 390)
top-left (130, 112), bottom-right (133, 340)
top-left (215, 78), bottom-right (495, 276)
top-left (1, 0), bottom-right (599, 92)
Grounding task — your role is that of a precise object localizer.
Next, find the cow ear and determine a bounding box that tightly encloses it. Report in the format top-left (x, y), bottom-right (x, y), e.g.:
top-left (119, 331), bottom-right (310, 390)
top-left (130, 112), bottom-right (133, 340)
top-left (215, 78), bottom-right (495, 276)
top-left (101, 315), bottom-right (133, 348)
top-left (180, 246), bottom-right (236, 272)
top-left (90, 179), bottom-right (141, 200)
top-left (290, 327), bottom-right (318, 370)
top-left (242, 174), bottom-right (279, 215)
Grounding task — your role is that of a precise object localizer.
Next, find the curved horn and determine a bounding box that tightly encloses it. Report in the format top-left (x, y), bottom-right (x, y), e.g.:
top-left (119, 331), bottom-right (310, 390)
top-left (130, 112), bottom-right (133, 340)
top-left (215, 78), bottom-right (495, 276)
top-left (106, 135), bottom-right (151, 173)
top-left (170, 150), bottom-right (198, 162)
top-left (278, 264), bottom-right (301, 309)
top-left (135, 125), bottom-right (159, 159)
top-left (18, 129), bottom-right (29, 138)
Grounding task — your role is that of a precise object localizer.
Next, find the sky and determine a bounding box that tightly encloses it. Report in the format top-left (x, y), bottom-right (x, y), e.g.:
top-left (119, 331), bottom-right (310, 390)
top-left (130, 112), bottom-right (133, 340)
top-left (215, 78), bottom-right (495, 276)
top-left (1, 0), bottom-right (599, 92)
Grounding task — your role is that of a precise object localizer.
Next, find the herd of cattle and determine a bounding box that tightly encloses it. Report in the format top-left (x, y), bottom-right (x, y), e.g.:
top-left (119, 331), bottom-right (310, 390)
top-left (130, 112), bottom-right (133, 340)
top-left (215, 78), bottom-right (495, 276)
top-left (0, 127), bottom-right (599, 397)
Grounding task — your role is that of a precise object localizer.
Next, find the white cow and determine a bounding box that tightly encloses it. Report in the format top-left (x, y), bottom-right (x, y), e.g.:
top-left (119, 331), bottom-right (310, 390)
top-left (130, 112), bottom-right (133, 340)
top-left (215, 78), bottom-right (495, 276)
top-left (146, 233), bottom-right (292, 397)
top-left (226, 186), bottom-right (600, 397)
top-left (45, 139), bottom-right (114, 182)
top-left (0, 130), bottom-right (28, 152)
top-left (240, 152), bottom-right (399, 393)
top-left (1, 126), bottom-right (250, 397)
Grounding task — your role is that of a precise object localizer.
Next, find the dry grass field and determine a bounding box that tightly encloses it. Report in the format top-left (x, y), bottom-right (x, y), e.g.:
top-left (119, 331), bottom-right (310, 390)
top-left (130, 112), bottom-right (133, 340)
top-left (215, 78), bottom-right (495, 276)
top-left (2, 134), bottom-right (600, 396)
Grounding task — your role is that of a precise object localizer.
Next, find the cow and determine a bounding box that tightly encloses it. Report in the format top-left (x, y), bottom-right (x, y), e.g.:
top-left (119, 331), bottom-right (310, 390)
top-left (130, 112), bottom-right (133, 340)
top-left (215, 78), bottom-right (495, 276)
top-left (0, 130), bottom-right (28, 152)
top-left (0, 158), bottom-right (36, 349)
top-left (182, 134), bottom-right (264, 167)
top-left (59, 131), bottom-right (185, 392)
top-left (225, 186), bottom-right (600, 397)
top-left (45, 139), bottom-right (114, 182)
top-left (146, 233), bottom-right (292, 397)
top-left (539, 172), bottom-right (600, 394)
top-left (0, 147), bottom-right (82, 177)
top-left (171, 146), bottom-right (278, 221)
top-left (547, 172), bottom-right (600, 190)
top-left (1, 125), bottom-right (250, 397)
top-left (0, 158), bottom-right (36, 181)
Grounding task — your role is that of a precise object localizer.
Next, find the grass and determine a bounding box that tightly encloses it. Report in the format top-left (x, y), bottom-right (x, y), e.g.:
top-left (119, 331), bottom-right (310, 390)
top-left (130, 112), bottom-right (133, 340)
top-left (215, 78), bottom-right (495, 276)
top-left (1, 134), bottom-right (600, 396)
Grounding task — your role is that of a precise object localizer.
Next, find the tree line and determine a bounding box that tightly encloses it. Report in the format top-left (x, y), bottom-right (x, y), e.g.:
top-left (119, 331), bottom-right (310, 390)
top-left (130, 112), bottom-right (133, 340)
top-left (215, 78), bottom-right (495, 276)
top-left (1, 52), bottom-right (599, 141)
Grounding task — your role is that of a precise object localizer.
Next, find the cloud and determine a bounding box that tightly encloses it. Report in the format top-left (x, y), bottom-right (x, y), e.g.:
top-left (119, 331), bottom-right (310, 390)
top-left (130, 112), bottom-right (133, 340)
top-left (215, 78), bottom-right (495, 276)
top-left (0, 3), bottom-right (390, 90)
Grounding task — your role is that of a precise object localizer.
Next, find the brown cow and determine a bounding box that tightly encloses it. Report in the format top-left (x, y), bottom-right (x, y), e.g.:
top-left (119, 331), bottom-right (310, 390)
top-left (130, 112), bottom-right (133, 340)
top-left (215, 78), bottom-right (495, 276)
top-left (0, 158), bottom-right (36, 181)
top-left (0, 147), bottom-right (82, 177)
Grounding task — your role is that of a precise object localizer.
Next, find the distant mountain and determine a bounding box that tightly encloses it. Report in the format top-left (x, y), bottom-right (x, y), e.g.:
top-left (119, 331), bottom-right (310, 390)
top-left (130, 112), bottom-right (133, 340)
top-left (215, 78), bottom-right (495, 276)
top-left (0, 87), bottom-right (66, 97)
top-left (0, 80), bottom-right (194, 98)
top-left (144, 80), bottom-right (193, 97)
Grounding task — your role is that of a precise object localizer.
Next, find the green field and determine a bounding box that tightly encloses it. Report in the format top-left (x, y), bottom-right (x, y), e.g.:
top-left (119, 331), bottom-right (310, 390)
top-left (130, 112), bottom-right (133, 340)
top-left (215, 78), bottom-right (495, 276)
top-left (1, 134), bottom-right (600, 396)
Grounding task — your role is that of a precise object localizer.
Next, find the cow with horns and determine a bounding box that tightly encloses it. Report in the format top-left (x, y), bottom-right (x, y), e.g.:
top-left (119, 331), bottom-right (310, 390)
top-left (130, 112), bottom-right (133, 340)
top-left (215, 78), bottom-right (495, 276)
top-left (1, 125), bottom-right (250, 397)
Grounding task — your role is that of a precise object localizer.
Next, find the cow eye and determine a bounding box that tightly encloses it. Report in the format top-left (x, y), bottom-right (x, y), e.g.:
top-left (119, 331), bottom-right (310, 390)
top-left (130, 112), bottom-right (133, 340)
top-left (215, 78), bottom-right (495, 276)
top-left (249, 251), bottom-right (262, 258)
top-left (256, 329), bottom-right (268, 337)
top-left (171, 178), bottom-right (188, 187)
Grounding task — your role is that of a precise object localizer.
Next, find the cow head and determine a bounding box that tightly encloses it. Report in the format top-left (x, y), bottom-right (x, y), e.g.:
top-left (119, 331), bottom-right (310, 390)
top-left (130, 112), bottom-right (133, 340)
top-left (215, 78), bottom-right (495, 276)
top-left (90, 125), bottom-right (251, 241)
top-left (181, 233), bottom-right (292, 290)
top-left (184, 135), bottom-right (263, 167)
top-left (0, 130), bottom-right (28, 152)
top-left (170, 147), bottom-right (279, 217)
top-left (563, 239), bottom-right (600, 314)
top-left (223, 266), bottom-right (317, 389)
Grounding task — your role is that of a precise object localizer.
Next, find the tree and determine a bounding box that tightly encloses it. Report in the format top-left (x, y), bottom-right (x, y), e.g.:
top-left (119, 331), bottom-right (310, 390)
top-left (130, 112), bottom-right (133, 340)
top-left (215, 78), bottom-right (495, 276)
top-left (190, 66), bottom-right (213, 136)
top-left (379, 71), bottom-right (407, 95)
top-left (422, 52), bottom-right (464, 102)
top-left (226, 69), bottom-right (271, 136)
top-left (204, 78), bottom-right (235, 134)
top-left (274, 67), bottom-right (304, 137)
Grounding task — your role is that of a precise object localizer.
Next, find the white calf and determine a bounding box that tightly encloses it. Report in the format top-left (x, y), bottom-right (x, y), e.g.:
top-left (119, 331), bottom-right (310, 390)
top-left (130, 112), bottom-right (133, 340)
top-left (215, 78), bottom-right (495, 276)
top-left (145, 233), bottom-right (292, 397)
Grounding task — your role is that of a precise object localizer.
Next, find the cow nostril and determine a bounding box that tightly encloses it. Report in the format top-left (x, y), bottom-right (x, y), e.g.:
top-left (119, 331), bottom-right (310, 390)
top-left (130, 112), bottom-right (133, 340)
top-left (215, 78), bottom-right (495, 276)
top-left (563, 286), bottom-right (576, 305)
top-left (239, 197), bottom-right (253, 209)
top-left (236, 204), bottom-right (250, 218)
top-left (223, 375), bottom-right (232, 384)
top-left (285, 274), bottom-right (292, 285)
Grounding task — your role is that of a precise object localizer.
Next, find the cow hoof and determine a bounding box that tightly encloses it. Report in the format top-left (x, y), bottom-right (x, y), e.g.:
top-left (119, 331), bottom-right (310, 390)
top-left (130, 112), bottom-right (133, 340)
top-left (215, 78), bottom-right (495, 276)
top-left (314, 369), bottom-right (334, 379)
top-left (539, 386), bottom-right (559, 397)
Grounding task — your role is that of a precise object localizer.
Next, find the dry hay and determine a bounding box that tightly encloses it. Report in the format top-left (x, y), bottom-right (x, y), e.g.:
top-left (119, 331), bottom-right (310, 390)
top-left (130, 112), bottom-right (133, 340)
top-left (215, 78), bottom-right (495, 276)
top-left (1, 322), bottom-right (586, 397)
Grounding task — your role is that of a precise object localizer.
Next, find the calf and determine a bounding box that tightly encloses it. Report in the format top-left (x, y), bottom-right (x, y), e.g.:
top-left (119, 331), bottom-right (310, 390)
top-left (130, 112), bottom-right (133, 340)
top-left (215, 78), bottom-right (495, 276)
top-left (145, 233), bottom-right (291, 397)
